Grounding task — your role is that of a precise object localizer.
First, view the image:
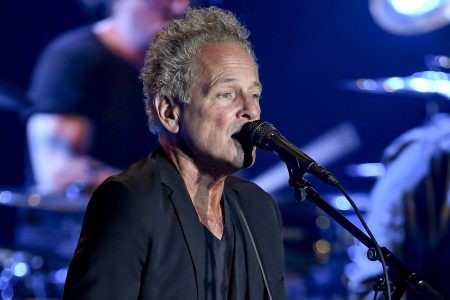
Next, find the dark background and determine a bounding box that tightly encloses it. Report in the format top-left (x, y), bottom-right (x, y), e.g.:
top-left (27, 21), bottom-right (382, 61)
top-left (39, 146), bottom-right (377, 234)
top-left (2, 0), bottom-right (449, 192)
top-left (1, 0), bottom-right (450, 298)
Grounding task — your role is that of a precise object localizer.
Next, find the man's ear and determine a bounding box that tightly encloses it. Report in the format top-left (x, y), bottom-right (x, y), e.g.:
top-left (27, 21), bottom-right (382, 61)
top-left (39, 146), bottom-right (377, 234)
top-left (154, 94), bottom-right (181, 133)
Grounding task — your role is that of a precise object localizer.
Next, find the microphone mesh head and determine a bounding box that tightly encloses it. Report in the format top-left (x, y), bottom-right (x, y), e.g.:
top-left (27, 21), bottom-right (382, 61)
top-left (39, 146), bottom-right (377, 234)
top-left (238, 120), bottom-right (277, 149)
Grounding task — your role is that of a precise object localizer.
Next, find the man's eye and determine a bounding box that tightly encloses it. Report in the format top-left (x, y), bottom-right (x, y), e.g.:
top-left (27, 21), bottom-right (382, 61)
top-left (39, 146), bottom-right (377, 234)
top-left (252, 93), bottom-right (261, 101)
top-left (219, 92), bottom-right (233, 99)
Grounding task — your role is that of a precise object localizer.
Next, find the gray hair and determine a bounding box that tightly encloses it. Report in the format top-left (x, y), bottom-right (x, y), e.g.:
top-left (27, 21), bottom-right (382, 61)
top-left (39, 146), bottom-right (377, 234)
top-left (140, 6), bottom-right (256, 135)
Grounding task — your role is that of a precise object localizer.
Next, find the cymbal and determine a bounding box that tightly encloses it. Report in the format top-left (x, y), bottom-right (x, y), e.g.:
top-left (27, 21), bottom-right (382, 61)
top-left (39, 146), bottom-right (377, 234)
top-left (0, 189), bottom-right (88, 213)
top-left (342, 70), bottom-right (450, 99)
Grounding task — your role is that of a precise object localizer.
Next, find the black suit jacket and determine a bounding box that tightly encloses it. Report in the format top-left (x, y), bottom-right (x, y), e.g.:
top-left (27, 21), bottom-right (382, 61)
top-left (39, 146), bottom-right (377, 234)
top-left (63, 149), bottom-right (287, 299)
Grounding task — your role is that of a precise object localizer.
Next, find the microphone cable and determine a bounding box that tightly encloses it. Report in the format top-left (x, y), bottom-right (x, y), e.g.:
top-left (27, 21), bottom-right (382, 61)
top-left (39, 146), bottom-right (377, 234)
top-left (336, 181), bottom-right (392, 300)
top-left (236, 119), bottom-right (392, 299)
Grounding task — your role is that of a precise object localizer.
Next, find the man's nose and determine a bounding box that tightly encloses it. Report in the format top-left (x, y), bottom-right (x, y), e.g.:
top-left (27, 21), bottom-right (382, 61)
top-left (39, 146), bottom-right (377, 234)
top-left (238, 94), bottom-right (261, 120)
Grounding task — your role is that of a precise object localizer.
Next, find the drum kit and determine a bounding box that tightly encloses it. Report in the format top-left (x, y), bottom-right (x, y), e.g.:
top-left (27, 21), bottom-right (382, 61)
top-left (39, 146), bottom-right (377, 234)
top-left (0, 189), bottom-right (88, 213)
top-left (282, 55), bottom-right (450, 298)
top-left (0, 188), bottom-right (88, 299)
top-left (0, 84), bottom-right (91, 298)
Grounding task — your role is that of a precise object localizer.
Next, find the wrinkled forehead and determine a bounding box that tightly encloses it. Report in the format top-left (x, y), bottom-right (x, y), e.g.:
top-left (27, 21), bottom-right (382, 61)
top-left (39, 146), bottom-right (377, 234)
top-left (195, 41), bottom-right (258, 73)
top-left (191, 41), bottom-right (261, 93)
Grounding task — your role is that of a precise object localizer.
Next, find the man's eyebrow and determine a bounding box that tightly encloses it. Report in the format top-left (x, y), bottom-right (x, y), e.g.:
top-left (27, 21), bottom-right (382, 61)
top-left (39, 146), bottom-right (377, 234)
top-left (252, 81), bottom-right (262, 90)
top-left (213, 77), bottom-right (262, 89)
top-left (202, 77), bottom-right (262, 95)
top-left (212, 77), bottom-right (237, 86)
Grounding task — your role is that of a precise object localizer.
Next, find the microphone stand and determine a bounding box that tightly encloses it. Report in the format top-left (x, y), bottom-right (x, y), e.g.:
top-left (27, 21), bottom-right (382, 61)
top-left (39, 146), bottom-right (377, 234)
top-left (287, 170), bottom-right (445, 300)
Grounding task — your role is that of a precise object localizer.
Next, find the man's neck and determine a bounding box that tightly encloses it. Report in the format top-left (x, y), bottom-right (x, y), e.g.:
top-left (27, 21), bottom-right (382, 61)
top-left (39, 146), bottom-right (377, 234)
top-left (162, 142), bottom-right (227, 239)
top-left (93, 19), bottom-right (146, 68)
top-left (165, 144), bottom-right (225, 206)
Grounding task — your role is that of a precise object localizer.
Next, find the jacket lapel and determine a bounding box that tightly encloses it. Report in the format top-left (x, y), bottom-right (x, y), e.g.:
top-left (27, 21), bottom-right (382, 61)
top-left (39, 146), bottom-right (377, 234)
top-left (155, 152), bottom-right (206, 300)
top-left (224, 182), bottom-right (267, 299)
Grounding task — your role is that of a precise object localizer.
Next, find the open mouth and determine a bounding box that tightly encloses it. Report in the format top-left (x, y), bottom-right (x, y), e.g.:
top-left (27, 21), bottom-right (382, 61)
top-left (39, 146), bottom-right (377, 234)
top-left (231, 129), bottom-right (254, 156)
top-left (231, 125), bottom-right (251, 148)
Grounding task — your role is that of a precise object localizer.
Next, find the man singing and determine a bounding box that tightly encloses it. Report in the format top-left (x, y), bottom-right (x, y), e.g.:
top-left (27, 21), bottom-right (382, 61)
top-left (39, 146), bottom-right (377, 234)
top-left (63, 7), bottom-right (287, 299)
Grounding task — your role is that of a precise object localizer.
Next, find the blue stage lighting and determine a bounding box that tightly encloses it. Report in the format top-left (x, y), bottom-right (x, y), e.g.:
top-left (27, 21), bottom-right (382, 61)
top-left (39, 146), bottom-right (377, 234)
top-left (370, 0), bottom-right (450, 35)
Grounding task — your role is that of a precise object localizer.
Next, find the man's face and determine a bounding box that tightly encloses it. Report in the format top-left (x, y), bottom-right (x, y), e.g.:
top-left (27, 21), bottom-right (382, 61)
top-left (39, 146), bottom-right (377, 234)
top-left (177, 41), bottom-right (261, 175)
top-left (116, 0), bottom-right (190, 49)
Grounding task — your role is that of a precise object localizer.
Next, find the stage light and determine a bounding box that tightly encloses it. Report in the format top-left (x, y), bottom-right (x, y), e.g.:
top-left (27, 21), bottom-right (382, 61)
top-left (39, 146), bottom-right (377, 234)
top-left (408, 77), bottom-right (432, 92)
top-left (313, 239), bottom-right (331, 255)
top-left (370, 0), bottom-right (450, 35)
top-left (12, 263), bottom-right (28, 278)
top-left (52, 268), bottom-right (68, 284)
top-left (390, 0), bottom-right (443, 16)
top-left (384, 77), bottom-right (405, 91)
top-left (0, 191), bottom-right (12, 204)
top-left (346, 71), bottom-right (450, 98)
top-left (334, 196), bottom-right (352, 211)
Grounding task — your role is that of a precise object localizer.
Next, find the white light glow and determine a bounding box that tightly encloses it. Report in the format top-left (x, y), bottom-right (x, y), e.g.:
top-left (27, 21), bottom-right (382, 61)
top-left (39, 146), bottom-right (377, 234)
top-left (335, 196), bottom-right (352, 211)
top-left (362, 79), bottom-right (378, 91)
top-left (12, 263), bottom-right (28, 277)
top-left (407, 77), bottom-right (433, 92)
top-left (390, 0), bottom-right (442, 16)
top-left (0, 191), bottom-right (12, 204)
top-left (384, 77), bottom-right (405, 91)
top-left (346, 162), bottom-right (386, 178)
top-left (435, 79), bottom-right (450, 96)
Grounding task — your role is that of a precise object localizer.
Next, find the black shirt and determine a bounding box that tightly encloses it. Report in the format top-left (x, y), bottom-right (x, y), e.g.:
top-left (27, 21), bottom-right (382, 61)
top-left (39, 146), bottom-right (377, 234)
top-left (28, 26), bottom-right (158, 168)
top-left (203, 194), bottom-right (247, 300)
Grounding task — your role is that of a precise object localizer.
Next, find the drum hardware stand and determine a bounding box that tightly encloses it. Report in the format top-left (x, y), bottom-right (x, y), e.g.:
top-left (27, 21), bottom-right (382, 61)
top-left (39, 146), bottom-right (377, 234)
top-left (287, 168), bottom-right (445, 300)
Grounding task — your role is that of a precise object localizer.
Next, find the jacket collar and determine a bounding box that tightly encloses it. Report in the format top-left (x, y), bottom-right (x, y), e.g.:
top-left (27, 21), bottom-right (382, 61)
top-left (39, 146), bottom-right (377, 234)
top-left (153, 149), bottom-right (207, 299)
top-left (151, 148), bottom-right (266, 299)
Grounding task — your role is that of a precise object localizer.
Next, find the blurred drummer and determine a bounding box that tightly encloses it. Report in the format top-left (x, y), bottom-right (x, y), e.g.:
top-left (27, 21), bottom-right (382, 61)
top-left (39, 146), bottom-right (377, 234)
top-left (27, 0), bottom-right (190, 195)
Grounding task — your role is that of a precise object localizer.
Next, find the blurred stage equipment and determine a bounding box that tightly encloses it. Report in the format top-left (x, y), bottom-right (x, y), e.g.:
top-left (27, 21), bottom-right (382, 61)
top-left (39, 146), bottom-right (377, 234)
top-left (0, 81), bottom-right (87, 299)
top-left (251, 122), bottom-right (360, 194)
top-left (370, 0), bottom-right (450, 35)
top-left (344, 70), bottom-right (450, 99)
top-left (345, 162), bottom-right (385, 178)
top-left (0, 190), bottom-right (88, 213)
top-left (238, 119), bottom-right (446, 299)
top-left (0, 82), bottom-right (31, 118)
top-left (0, 247), bottom-right (69, 299)
top-left (0, 189), bottom-right (87, 299)
top-left (425, 54), bottom-right (450, 71)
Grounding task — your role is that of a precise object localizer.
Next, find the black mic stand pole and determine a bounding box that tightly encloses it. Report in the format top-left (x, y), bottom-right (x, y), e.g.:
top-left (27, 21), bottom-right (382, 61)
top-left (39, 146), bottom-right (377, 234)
top-left (288, 170), bottom-right (445, 300)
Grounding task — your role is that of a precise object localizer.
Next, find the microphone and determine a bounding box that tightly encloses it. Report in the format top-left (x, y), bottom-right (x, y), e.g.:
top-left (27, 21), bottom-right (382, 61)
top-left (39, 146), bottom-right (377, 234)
top-left (235, 120), bottom-right (339, 186)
